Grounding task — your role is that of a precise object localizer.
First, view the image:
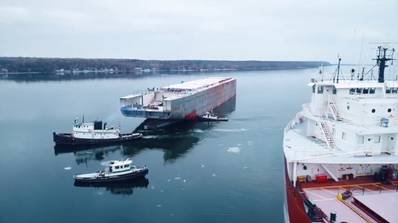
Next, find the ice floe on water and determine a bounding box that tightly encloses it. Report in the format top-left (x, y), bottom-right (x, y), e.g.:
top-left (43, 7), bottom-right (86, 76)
top-left (226, 147), bottom-right (240, 153)
top-left (192, 129), bottom-right (204, 133)
top-left (156, 204), bottom-right (162, 208)
top-left (174, 176), bottom-right (182, 181)
top-left (200, 164), bottom-right (205, 168)
top-left (151, 186), bottom-right (155, 190)
top-left (243, 166), bottom-right (249, 169)
top-left (167, 179), bottom-right (171, 182)
top-left (64, 166), bottom-right (72, 170)
top-left (247, 140), bottom-right (253, 146)
top-left (183, 179), bottom-right (187, 183)
top-left (212, 173), bottom-right (217, 177)
top-left (212, 128), bottom-right (247, 133)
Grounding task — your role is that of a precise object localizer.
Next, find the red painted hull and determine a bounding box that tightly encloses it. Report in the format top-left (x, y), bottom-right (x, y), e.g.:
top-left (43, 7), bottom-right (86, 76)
top-left (284, 160), bottom-right (311, 223)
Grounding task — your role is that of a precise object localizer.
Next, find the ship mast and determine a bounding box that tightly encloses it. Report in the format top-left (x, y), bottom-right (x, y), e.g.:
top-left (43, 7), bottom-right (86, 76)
top-left (374, 46), bottom-right (395, 83)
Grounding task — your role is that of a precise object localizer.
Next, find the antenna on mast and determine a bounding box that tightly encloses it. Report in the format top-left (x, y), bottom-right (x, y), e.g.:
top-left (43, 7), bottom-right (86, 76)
top-left (336, 57), bottom-right (341, 83)
top-left (374, 46), bottom-right (395, 83)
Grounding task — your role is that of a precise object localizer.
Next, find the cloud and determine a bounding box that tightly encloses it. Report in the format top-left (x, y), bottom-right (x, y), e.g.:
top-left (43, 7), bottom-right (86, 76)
top-left (0, 0), bottom-right (397, 62)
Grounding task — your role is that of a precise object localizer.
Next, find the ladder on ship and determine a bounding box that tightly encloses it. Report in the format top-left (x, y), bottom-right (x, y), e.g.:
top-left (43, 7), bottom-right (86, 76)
top-left (328, 102), bottom-right (342, 121)
top-left (320, 121), bottom-right (336, 149)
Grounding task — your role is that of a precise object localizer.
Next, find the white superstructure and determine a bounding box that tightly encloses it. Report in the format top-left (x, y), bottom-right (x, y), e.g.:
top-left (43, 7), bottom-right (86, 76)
top-left (72, 120), bottom-right (120, 139)
top-left (285, 48), bottom-right (398, 185)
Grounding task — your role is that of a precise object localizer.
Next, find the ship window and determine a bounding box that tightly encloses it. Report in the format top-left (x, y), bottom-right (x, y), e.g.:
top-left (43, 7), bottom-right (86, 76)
top-left (356, 88), bottom-right (362, 94)
top-left (393, 88), bottom-right (398, 94)
top-left (333, 87), bottom-right (337, 94)
top-left (303, 165), bottom-right (307, 170)
top-left (312, 85), bottom-right (315, 93)
top-left (386, 88), bottom-right (391, 94)
top-left (363, 88), bottom-right (369, 94)
top-left (317, 86), bottom-right (323, 94)
top-left (369, 88), bottom-right (375, 94)
top-left (115, 166), bottom-right (119, 169)
top-left (391, 137), bottom-right (395, 141)
top-left (347, 105), bottom-right (350, 110)
top-left (124, 165), bottom-right (129, 168)
top-left (375, 136), bottom-right (381, 143)
top-left (342, 132), bottom-right (347, 140)
top-left (349, 88), bottom-right (355, 95)
top-left (368, 138), bottom-right (372, 142)
top-left (358, 136), bottom-right (364, 144)
top-left (388, 108), bottom-right (392, 113)
top-left (371, 109), bottom-right (376, 113)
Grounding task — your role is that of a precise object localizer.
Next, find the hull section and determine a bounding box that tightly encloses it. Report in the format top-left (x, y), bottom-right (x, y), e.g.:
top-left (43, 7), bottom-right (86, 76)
top-left (53, 132), bottom-right (142, 146)
top-left (284, 159), bottom-right (312, 223)
top-left (121, 77), bottom-right (236, 120)
top-left (74, 168), bottom-right (149, 185)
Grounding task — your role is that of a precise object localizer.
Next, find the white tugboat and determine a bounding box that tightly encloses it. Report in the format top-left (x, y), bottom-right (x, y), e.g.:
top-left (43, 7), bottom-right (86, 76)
top-left (53, 118), bottom-right (142, 146)
top-left (74, 158), bottom-right (148, 184)
top-left (199, 112), bottom-right (228, 122)
top-left (284, 47), bottom-right (398, 223)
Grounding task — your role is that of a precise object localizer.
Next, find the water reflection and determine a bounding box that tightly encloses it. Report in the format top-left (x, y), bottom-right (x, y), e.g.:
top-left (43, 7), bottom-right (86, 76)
top-left (55, 145), bottom-right (122, 165)
top-left (74, 177), bottom-right (149, 196)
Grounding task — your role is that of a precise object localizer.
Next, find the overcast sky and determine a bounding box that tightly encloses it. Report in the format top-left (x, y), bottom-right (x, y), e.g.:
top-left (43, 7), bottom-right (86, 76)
top-left (0, 0), bottom-right (397, 63)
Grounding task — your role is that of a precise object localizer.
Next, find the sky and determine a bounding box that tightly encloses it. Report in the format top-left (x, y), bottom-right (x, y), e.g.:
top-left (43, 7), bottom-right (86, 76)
top-left (0, 0), bottom-right (397, 63)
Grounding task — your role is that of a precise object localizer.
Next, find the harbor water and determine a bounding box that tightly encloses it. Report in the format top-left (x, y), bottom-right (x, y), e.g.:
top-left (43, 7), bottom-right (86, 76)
top-left (0, 69), bottom-right (313, 223)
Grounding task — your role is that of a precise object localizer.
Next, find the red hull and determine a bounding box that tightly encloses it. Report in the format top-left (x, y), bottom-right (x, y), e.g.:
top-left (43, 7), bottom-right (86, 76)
top-left (284, 160), bottom-right (311, 223)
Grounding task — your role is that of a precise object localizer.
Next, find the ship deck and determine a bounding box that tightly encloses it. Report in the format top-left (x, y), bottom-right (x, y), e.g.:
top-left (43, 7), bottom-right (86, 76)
top-left (301, 179), bottom-right (398, 223)
top-left (284, 119), bottom-right (398, 164)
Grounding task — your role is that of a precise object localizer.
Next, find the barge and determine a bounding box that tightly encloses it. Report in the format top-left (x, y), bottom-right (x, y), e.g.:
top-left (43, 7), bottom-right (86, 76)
top-left (120, 77), bottom-right (236, 120)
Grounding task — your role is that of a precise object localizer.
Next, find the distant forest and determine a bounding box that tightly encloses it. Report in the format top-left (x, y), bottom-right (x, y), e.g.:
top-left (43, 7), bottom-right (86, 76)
top-left (0, 57), bottom-right (329, 76)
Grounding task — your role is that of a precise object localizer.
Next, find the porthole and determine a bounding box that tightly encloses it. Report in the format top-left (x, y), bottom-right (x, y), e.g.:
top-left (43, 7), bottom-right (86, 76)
top-left (371, 109), bottom-right (376, 113)
top-left (368, 138), bottom-right (371, 142)
top-left (303, 165), bottom-right (307, 170)
top-left (347, 106), bottom-right (350, 110)
top-left (391, 137), bottom-right (395, 141)
top-left (388, 108), bottom-right (392, 113)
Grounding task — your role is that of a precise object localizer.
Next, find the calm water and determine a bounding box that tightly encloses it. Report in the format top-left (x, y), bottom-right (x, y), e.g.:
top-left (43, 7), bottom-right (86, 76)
top-left (0, 69), bottom-right (314, 223)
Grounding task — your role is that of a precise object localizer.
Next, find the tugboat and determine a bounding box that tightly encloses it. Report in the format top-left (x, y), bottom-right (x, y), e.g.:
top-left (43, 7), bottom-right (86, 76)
top-left (74, 158), bottom-right (148, 184)
top-left (53, 117), bottom-right (142, 146)
top-left (199, 112), bottom-right (228, 122)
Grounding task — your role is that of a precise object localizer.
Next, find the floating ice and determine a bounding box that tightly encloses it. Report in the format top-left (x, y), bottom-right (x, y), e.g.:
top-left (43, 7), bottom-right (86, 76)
top-left (151, 186), bottom-right (155, 190)
top-left (167, 179), bottom-right (171, 182)
top-left (192, 129), bottom-right (204, 133)
top-left (64, 166), bottom-right (72, 170)
top-left (156, 204), bottom-right (162, 208)
top-left (183, 179), bottom-right (187, 183)
top-left (247, 140), bottom-right (253, 146)
top-left (212, 173), bottom-right (217, 177)
top-left (200, 164), bottom-right (205, 168)
top-left (226, 147), bottom-right (240, 153)
top-left (213, 128), bottom-right (247, 133)
top-left (243, 166), bottom-right (249, 169)
top-left (174, 176), bottom-right (182, 180)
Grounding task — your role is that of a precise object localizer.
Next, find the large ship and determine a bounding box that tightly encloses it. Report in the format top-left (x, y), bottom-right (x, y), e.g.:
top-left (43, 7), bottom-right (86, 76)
top-left (284, 47), bottom-right (398, 223)
top-left (120, 77), bottom-right (236, 120)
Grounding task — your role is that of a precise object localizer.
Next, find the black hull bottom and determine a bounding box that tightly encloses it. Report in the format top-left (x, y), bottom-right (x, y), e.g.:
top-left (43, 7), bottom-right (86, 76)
top-left (74, 168), bottom-right (149, 185)
top-left (53, 132), bottom-right (142, 147)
